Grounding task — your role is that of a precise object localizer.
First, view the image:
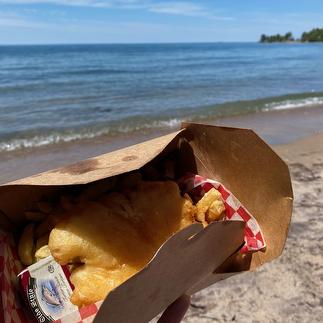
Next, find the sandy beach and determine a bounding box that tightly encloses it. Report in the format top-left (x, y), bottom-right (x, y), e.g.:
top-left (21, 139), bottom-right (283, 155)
top-left (183, 133), bottom-right (323, 322)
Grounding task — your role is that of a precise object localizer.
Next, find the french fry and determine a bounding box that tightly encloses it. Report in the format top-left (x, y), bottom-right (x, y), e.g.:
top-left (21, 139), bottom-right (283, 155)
top-left (25, 211), bottom-right (47, 222)
top-left (18, 223), bottom-right (35, 266)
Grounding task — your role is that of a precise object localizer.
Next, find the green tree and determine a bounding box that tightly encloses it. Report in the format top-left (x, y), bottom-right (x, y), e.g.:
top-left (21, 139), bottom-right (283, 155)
top-left (284, 32), bottom-right (294, 41)
top-left (260, 32), bottom-right (295, 43)
top-left (261, 28), bottom-right (323, 43)
top-left (301, 28), bottom-right (323, 42)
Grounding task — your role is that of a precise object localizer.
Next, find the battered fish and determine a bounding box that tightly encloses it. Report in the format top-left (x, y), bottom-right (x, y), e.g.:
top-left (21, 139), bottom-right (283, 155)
top-left (49, 201), bottom-right (155, 270)
top-left (69, 265), bottom-right (138, 307)
top-left (48, 181), bottom-right (197, 307)
top-left (126, 181), bottom-right (196, 248)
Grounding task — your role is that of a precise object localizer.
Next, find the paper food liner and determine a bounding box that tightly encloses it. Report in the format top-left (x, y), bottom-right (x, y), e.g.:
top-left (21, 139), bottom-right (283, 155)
top-left (0, 174), bottom-right (265, 322)
top-left (178, 173), bottom-right (266, 253)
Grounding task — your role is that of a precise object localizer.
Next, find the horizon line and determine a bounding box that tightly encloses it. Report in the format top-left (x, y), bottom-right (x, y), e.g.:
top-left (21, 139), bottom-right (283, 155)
top-left (0, 40), bottom-right (259, 46)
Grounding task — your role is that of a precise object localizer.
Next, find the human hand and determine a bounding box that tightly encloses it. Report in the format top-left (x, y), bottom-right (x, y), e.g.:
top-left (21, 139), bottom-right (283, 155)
top-left (157, 295), bottom-right (191, 323)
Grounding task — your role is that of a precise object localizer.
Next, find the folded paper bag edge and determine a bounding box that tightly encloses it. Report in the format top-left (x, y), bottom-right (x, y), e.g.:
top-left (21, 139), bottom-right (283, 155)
top-left (181, 121), bottom-right (293, 270)
top-left (93, 221), bottom-right (245, 323)
top-left (2, 130), bottom-right (184, 187)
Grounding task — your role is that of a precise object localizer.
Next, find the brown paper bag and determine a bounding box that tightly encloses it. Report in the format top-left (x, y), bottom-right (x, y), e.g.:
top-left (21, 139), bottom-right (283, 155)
top-left (0, 123), bottom-right (293, 323)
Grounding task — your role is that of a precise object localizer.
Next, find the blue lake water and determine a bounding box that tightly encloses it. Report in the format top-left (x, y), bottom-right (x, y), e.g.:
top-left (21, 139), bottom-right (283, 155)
top-left (1, 42), bottom-right (323, 152)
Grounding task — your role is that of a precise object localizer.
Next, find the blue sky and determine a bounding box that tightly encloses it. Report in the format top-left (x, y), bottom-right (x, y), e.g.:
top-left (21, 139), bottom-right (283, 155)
top-left (0, 0), bottom-right (323, 44)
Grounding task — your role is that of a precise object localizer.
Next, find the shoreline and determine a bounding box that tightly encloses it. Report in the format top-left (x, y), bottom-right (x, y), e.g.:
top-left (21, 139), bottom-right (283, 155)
top-left (1, 104), bottom-right (323, 184)
top-left (2, 92), bottom-right (323, 155)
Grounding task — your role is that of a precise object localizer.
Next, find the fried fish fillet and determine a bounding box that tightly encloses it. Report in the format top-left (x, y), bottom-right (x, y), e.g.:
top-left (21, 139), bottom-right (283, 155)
top-left (69, 265), bottom-right (138, 307)
top-left (126, 181), bottom-right (196, 248)
top-left (49, 201), bottom-right (154, 270)
top-left (48, 181), bottom-right (197, 307)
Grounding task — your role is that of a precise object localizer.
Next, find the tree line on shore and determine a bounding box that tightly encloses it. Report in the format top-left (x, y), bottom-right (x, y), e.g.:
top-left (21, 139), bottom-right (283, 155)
top-left (260, 28), bottom-right (323, 43)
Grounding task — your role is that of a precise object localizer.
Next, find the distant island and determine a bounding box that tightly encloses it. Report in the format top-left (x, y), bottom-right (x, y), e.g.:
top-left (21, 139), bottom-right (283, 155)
top-left (260, 28), bottom-right (323, 43)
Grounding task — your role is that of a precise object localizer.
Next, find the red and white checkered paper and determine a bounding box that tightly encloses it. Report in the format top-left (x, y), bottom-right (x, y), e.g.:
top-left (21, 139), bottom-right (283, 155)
top-left (179, 173), bottom-right (266, 253)
top-left (54, 301), bottom-right (103, 323)
top-left (0, 174), bottom-right (265, 322)
top-left (0, 230), bottom-right (29, 323)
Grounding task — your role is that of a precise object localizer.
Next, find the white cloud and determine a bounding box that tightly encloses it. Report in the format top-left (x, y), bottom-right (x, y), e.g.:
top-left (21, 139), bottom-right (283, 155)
top-left (148, 2), bottom-right (207, 17)
top-left (0, 0), bottom-right (234, 20)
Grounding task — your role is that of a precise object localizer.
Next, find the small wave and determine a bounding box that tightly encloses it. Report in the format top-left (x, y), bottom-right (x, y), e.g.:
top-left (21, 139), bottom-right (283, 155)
top-left (0, 118), bottom-right (181, 153)
top-left (264, 97), bottom-right (323, 111)
top-left (3, 94), bottom-right (323, 153)
top-left (0, 132), bottom-right (104, 152)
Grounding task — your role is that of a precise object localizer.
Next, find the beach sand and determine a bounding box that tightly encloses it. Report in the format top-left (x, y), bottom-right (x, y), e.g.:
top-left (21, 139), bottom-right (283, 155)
top-left (1, 107), bottom-right (323, 322)
top-left (183, 133), bottom-right (323, 323)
